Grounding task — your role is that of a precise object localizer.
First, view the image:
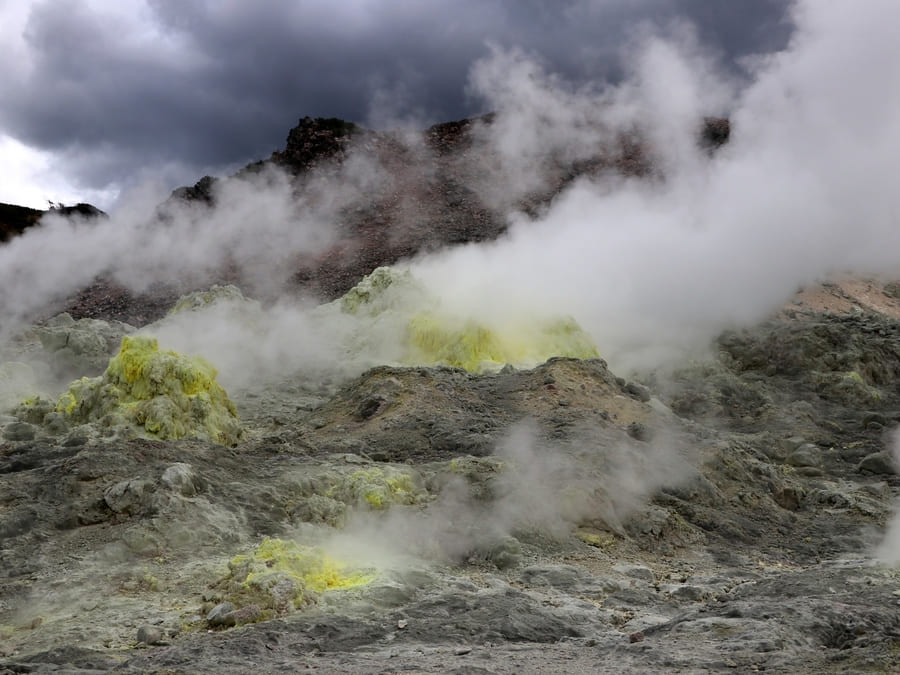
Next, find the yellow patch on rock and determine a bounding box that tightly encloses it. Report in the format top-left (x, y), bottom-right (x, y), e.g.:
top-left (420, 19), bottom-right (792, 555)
top-left (408, 313), bottom-right (599, 372)
top-left (221, 538), bottom-right (375, 619)
top-left (55, 335), bottom-right (242, 444)
top-left (338, 266), bottom-right (600, 373)
top-left (331, 467), bottom-right (422, 509)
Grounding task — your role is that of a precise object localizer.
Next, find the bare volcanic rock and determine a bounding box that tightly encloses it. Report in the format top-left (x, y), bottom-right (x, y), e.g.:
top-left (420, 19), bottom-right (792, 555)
top-left (32, 114), bottom-right (730, 329)
top-left (0, 202), bottom-right (43, 243)
top-left (0, 202), bottom-right (105, 244)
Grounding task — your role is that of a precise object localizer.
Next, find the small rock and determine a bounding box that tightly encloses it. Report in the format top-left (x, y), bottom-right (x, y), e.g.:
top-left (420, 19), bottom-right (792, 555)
top-left (488, 537), bottom-right (522, 570)
top-left (454, 646), bottom-right (473, 655)
top-left (627, 422), bottom-right (652, 442)
top-left (206, 602), bottom-right (236, 627)
top-left (104, 480), bottom-right (152, 515)
top-left (786, 444), bottom-right (821, 468)
top-left (779, 436), bottom-right (807, 454)
top-left (519, 564), bottom-right (584, 589)
top-left (629, 631), bottom-right (645, 643)
top-left (614, 564), bottom-right (655, 582)
top-left (42, 412), bottom-right (68, 435)
top-left (161, 463), bottom-right (198, 496)
top-left (669, 584), bottom-right (706, 601)
top-left (397, 619), bottom-right (408, 629)
top-left (3, 421), bottom-right (35, 441)
top-left (136, 625), bottom-right (164, 645)
top-left (355, 395), bottom-right (386, 421)
top-left (772, 485), bottom-right (805, 511)
top-left (224, 604), bottom-right (261, 626)
top-left (863, 412), bottom-right (888, 429)
top-left (624, 382), bottom-right (651, 402)
top-left (857, 451), bottom-right (896, 475)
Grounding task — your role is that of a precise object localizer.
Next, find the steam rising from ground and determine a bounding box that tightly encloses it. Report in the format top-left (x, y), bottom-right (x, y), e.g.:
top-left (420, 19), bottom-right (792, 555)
top-left (414, 1), bottom-right (900, 371)
top-left (326, 422), bottom-right (692, 568)
top-left (6, 5), bottom-right (900, 654)
top-left (0, 164), bottom-right (340, 344)
top-left (875, 428), bottom-right (900, 564)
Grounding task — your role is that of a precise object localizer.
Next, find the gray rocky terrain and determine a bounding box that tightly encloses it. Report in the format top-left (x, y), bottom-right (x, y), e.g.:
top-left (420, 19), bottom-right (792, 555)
top-left (2, 276), bottom-right (900, 674)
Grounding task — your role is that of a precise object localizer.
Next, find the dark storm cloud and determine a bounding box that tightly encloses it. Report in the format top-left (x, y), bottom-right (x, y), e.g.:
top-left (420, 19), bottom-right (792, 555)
top-left (0, 0), bottom-right (791, 202)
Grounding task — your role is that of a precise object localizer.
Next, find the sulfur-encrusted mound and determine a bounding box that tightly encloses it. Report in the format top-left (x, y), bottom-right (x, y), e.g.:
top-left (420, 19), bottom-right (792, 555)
top-left (215, 537), bottom-right (375, 622)
top-left (339, 267), bottom-right (430, 317)
top-left (408, 313), bottom-right (599, 372)
top-left (54, 335), bottom-right (242, 444)
top-left (327, 466), bottom-right (424, 510)
top-left (168, 284), bottom-right (257, 315)
top-left (337, 266), bottom-right (600, 373)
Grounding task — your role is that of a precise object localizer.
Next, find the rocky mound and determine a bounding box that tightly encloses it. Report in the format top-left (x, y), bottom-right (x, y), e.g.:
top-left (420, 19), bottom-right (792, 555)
top-left (333, 266), bottom-right (600, 373)
top-left (15, 335), bottom-right (242, 447)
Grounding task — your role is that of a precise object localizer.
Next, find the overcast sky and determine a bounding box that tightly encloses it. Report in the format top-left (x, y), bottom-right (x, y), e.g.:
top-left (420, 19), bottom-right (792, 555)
top-left (0, 0), bottom-right (792, 210)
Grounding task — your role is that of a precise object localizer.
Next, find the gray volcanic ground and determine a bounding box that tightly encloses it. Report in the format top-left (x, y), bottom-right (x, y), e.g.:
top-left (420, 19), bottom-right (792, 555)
top-left (4, 7), bottom-right (900, 673)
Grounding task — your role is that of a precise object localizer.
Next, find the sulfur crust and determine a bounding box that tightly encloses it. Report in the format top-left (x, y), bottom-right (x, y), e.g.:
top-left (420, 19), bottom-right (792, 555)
top-left (339, 266), bottom-right (601, 373)
top-left (407, 312), bottom-right (599, 372)
top-left (329, 467), bottom-right (422, 509)
top-left (220, 537), bottom-right (375, 619)
top-left (54, 335), bottom-right (242, 444)
top-left (232, 537), bottom-right (374, 592)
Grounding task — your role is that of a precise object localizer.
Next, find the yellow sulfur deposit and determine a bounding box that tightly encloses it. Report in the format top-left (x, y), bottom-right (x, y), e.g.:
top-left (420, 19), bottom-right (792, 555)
top-left (407, 313), bottom-right (599, 373)
top-left (337, 266), bottom-right (601, 373)
top-left (329, 467), bottom-right (422, 509)
top-left (339, 266), bottom-right (429, 317)
top-left (54, 335), bottom-right (242, 445)
top-left (168, 284), bottom-right (256, 314)
top-left (222, 537), bottom-right (375, 618)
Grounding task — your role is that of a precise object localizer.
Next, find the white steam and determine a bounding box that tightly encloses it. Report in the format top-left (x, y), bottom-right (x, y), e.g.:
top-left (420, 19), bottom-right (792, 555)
top-left (415, 1), bottom-right (900, 370)
top-left (327, 422), bottom-right (692, 567)
top-left (2, 2), bottom-right (899, 387)
top-left (141, 294), bottom-right (411, 393)
top-left (874, 427), bottom-right (900, 565)
top-left (0, 164), bottom-right (338, 343)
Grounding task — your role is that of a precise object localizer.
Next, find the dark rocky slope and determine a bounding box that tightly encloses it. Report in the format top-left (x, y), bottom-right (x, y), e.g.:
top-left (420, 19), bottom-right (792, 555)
top-left (27, 115), bottom-right (728, 327)
top-left (0, 202), bottom-right (104, 244)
